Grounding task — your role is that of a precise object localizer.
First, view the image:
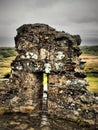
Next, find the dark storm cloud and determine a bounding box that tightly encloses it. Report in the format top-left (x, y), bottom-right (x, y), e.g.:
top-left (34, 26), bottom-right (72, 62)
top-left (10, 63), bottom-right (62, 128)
top-left (84, 37), bottom-right (98, 45)
top-left (0, 0), bottom-right (98, 46)
top-left (0, 36), bottom-right (12, 47)
top-left (81, 36), bottom-right (98, 45)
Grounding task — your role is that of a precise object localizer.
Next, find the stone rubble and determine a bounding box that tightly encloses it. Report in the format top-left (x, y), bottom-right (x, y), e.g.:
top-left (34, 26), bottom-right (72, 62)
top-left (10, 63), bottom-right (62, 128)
top-left (0, 23), bottom-right (97, 126)
top-left (0, 113), bottom-right (96, 130)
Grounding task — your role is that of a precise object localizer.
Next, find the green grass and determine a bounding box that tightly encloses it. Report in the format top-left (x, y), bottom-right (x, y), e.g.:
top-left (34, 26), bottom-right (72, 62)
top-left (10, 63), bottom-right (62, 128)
top-left (0, 56), bottom-right (16, 77)
top-left (80, 47), bottom-right (98, 93)
top-left (0, 47), bottom-right (17, 77)
top-left (87, 76), bottom-right (98, 93)
top-left (0, 47), bottom-right (17, 59)
top-left (80, 46), bottom-right (98, 56)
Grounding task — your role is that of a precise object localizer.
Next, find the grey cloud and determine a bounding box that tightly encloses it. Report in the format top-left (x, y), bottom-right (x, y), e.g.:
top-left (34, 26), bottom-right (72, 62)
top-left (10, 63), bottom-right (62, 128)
top-left (0, 36), bottom-right (14, 47)
top-left (58, 0), bottom-right (98, 24)
top-left (82, 37), bottom-right (98, 46)
top-left (81, 31), bottom-right (98, 46)
top-left (0, 0), bottom-right (98, 46)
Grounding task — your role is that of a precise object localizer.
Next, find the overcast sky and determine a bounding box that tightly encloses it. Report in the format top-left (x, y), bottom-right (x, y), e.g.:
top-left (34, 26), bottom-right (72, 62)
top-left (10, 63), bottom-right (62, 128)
top-left (0, 0), bottom-right (98, 47)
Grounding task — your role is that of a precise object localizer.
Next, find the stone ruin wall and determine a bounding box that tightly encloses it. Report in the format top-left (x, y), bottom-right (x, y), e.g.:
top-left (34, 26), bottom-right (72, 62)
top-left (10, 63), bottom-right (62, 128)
top-left (0, 23), bottom-right (98, 126)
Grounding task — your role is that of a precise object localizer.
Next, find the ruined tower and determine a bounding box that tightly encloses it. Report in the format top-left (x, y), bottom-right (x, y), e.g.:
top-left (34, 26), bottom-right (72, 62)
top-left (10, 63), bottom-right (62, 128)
top-left (0, 23), bottom-right (97, 126)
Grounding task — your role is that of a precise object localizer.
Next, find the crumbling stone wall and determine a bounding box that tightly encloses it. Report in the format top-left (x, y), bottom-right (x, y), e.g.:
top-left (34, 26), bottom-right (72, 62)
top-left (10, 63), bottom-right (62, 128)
top-left (0, 23), bottom-right (97, 126)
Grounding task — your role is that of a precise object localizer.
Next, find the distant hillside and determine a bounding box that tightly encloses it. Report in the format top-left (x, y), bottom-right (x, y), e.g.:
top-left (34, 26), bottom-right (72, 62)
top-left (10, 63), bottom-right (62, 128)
top-left (0, 47), bottom-right (17, 59)
top-left (80, 46), bottom-right (98, 56)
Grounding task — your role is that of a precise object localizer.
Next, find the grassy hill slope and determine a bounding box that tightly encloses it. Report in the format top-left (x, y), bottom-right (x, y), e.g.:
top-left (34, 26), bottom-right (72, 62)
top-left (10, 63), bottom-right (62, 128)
top-left (0, 47), bottom-right (17, 78)
top-left (80, 46), bottom-right (98, 56)
top-left (80, 46), bottom-right (98, 92)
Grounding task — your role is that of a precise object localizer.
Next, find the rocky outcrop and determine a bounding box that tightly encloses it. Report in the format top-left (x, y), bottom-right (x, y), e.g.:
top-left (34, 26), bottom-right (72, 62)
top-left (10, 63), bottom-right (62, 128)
top-left (0, 23), bottom-right (97, 126)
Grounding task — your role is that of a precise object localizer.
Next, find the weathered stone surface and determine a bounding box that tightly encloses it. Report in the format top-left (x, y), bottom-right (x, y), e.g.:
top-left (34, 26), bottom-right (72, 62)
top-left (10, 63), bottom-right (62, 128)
top-left (0, 23), bottom-right (97, 127)
top-left (19, 106), bottom-right (35, 113)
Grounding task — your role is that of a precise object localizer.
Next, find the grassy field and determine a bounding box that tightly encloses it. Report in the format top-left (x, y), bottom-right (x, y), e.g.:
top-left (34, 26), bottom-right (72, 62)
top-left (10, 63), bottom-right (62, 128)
top-left (79, 54), bottom-right (98, 93)
top-left (87, 76), bottom-right (98, 93)
top-left (80, 54), bottom-right (98, 73)
top-left (0, 48), bottom-right (17, 78)
top-left (80, 46), bottom-right (98, 93)
top-left (0, 46), bottom-right (98, 93)
top-left (80, 46), bottom-right (98, 56)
